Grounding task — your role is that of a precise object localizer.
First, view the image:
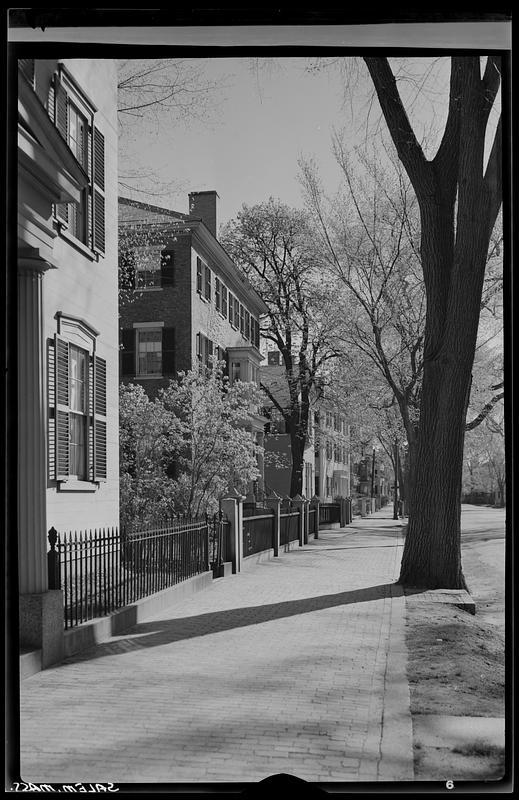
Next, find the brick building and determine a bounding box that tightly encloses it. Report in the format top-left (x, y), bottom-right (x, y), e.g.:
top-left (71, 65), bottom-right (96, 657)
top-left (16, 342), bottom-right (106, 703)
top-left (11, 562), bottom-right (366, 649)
top-left (119, 191), bottom-right (269, 492)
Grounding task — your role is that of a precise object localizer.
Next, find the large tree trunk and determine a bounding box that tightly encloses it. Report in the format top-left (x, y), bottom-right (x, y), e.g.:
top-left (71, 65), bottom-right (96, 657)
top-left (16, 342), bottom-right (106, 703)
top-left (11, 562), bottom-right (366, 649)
top-left (400, 364), bottom-right (471, 587)
top-left (289, 429), bottom-right (305, 497)
top-left (365, 56), bottom-right (502, 590)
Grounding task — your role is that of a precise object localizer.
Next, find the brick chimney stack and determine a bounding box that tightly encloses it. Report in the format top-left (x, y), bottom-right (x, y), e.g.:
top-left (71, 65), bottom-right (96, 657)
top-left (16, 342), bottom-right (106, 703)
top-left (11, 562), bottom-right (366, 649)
top-left (188, 190), bottom-right (219, 238)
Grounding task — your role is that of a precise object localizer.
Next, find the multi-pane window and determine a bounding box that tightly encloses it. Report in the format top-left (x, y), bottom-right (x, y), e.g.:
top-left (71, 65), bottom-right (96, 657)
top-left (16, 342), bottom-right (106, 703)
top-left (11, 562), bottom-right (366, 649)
top-left (204, 265), bottom-right (212, 301)
top-left (51, 331), bottom-right (107, 484)
top-left (196, 333), bottom-right (214, 372)
top-left (137, 329), bottom-right (162, 375)
top-left (69, 345), bottom-right (88, 479)
top-left (133, 247), bottom-right (162, 288)
top-left (239, 304), bottom-right (245, 336)
top-left (234, 297), bottom-right (240, 329)
top-left (221, 285), bottom-right (228, 317)
top-left (245, 310), bottom-right (251, 340)
top-left (66, 103), bottom-right (89, 242)
top-left (196, 257), bottom-right (212, 302)
top-left (251, 317), bottom-right (260, 349)
top-left (228, 293), bottom-right (235, 326)
top-left (68, 102), bottom-right (88, 167)
top-left (121, 327), bottom-right (174, 378)
top-left (51, 67), bottom-right (105, 254)
top-left (231, 361), bottom-right (241, 383)
top-left (215, 277), bottom-right (221, 312)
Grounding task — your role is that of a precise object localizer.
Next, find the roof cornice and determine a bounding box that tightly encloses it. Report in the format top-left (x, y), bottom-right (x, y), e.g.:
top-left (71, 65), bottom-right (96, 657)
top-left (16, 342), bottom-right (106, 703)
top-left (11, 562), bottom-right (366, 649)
top-left (183, 219), bottom-right (269, 316)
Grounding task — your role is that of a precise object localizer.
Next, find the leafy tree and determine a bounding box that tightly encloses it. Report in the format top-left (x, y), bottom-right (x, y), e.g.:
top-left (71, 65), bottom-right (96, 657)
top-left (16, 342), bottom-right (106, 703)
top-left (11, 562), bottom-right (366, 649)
top-left (119, 382), bottom-right (180, 528)
top-left (159, 366), bottom-right (262, 516)
top-left (220, 199), bottom-right (342, 496)
top-left (119, 367), bottom-right (262, 527)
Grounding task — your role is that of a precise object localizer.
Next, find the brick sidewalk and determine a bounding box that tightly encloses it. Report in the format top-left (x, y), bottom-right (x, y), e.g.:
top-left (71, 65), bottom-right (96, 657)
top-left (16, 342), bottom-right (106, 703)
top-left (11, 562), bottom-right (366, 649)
top-left (18, 509), bottom-right (413, 787)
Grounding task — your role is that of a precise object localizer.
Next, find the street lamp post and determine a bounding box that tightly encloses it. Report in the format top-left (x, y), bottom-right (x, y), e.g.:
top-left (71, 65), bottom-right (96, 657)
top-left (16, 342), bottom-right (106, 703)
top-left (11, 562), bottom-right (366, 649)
top-left (393, 440), bottom-right (399, 521)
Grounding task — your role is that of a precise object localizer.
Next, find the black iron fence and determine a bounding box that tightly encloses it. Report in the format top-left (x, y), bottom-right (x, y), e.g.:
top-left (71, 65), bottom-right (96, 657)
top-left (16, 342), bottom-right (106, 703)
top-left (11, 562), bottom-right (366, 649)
top-left (308, 507), bottom-right (318, 535)
top-left (319, 503), bottom-right (341, 525)
top-left (280, 511), bottom-right (300, 545)
top-left (48, 515), bottom-right (224, 630)
top-left (243, 503), bottom-right (271, 517)
top-left (242, 512), bottom-right (275, 557)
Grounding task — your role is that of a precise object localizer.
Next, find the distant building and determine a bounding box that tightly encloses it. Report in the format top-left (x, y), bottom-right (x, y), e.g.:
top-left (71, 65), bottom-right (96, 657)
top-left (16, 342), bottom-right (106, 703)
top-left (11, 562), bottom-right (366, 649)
top-left (17, 58), bottom-right (119, 666)
top-left (261, 353), bottom-right (316, 499)
top-left (313, 406), bottom-right (351, 501)
top-left (353, 452), bottom-right (388, 499)
top-left (261, 354), bottom-right (351, 501)
top-left (118, 191), bottom-right (268, 493)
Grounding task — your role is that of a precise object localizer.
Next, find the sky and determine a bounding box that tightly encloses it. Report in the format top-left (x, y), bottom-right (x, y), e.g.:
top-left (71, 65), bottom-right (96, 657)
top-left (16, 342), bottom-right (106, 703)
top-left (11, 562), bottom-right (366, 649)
top-left (119, 57), bottom-right (363, 227)
top-left (117, 56), bottom-right (456, 230)
top-left (10, 19), bottom-right (508, 232)
top-left (117, 53), bottom-right (501, 232)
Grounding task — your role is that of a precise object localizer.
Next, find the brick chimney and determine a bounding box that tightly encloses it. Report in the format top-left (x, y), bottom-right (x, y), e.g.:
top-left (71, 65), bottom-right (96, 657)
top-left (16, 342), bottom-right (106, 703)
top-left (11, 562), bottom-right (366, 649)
top-left (188, 190), bottom-right (219, 238)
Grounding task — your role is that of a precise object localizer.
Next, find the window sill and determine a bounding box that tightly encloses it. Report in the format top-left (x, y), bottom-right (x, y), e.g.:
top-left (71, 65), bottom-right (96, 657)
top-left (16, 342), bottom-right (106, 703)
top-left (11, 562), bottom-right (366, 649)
top-left (55, 224), bottom-right (98, 261)
top-left (58, 479), bottom-right (99, 493)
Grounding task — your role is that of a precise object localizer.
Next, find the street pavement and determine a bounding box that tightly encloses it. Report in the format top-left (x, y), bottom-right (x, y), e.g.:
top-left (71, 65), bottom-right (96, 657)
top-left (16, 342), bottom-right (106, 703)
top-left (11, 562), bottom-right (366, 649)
top-left (18, 508), bottom-right (414, 788)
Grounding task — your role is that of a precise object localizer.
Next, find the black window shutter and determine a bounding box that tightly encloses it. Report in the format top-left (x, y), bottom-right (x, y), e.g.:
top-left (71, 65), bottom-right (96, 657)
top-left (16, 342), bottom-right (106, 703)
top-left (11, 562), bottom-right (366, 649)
top-left (160, 250), bottom-right (175, 286)
top-left (47, 81), bottom-right (55, 123)
top-left (93, 355), bottom-right (107, 481)
top-left (55, 78), bottom-right (68, 140)
top-left (93, 126), bottom-right (105, 254)
top-left (121, 329), bottom-right (135, 376)
top-left (93, 190), bottom-right (105, 253)
top-left (52, 76), bottom-right (69, 223)
top-left (93, 127), bottom-right (105, 190)
top-left (54, 335), bottom-right (70, 479)
top-left (162, 327), bottom-right (175, 375)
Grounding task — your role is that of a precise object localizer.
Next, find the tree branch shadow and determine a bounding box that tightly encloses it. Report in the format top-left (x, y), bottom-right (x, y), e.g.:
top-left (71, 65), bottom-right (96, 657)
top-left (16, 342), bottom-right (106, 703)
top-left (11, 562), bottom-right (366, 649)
top-left (64, 581), bottom-right (399, 664)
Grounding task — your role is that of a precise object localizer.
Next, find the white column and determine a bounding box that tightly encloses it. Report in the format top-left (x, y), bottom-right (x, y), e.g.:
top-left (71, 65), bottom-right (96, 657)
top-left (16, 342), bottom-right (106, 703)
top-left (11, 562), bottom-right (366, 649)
top-left (18, 261), bottom-right (48, 594)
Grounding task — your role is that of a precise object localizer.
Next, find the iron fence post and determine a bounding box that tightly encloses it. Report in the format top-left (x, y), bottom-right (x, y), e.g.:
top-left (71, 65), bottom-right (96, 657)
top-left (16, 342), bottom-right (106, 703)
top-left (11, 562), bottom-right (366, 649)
top-left (311, 495), bottom-right (320, 538)
top-left (204, 513), bottom-right (210, 572)
top-left (292, 495), bottom-right (305, 547)
top-left (265, 492), bottom-right (282, 557)
top-left (47, 527), bottom-right (61, 590)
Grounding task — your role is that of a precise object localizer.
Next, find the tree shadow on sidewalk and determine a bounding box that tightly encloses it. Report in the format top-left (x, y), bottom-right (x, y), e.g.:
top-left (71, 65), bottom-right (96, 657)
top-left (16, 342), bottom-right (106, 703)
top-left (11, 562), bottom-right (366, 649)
top-left (62, 581), bottom-right (399, 664)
